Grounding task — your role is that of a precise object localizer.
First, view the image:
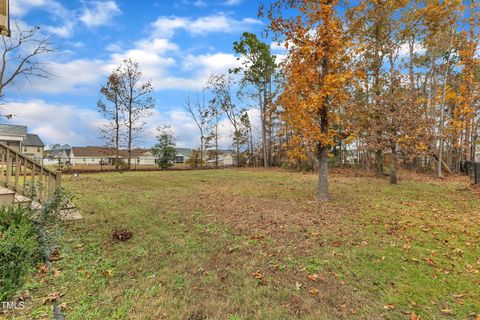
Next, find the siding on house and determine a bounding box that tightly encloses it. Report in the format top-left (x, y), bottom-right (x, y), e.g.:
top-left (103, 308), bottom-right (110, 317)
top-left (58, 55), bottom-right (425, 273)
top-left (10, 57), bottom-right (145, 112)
top-left (0, 125), bottom-right (44, 163)
top-left (69, 146), bottom-right (157, 166)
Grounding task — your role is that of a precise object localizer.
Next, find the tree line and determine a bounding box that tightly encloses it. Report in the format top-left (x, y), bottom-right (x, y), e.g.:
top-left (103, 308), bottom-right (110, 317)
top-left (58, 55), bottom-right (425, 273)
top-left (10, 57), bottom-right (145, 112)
top-left (255, 0), bottom-right (480, 200)
top-left (96, 0), bottom-right (480, 201)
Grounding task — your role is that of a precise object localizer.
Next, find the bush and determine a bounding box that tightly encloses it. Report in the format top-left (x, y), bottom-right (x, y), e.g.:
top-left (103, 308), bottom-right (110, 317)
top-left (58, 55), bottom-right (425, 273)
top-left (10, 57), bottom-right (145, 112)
top-left (0, 188), bottom-right (70, 301)
top-left (0, 206), bottom-right (42, 301)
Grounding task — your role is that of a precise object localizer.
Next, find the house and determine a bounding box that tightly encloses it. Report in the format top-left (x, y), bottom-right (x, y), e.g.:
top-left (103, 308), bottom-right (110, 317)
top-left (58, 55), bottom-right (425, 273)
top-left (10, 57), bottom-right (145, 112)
top-left (21, 134), bottom-right (45, 163)
top-left (68, 146), bottom-right (156, 166)
top-left (43, 148), bottom-right (72, 166)
top-left (173, 148), bottom-right (236, 166)
top-left (0, 124), bottom-right (45, 163)
top-left (175, 148), bottom-right (193, 163)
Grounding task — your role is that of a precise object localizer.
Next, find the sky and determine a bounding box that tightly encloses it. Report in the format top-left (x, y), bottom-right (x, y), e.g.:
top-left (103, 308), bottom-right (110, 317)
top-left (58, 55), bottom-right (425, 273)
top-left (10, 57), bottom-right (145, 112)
top-left (2, 0), bottom-right (281, 149)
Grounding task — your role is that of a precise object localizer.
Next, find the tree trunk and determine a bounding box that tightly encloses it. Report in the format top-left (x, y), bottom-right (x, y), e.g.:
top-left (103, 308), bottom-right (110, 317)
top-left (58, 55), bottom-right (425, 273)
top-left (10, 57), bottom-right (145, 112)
top-left (316, 145), bottom-right (329, 201)
top-left (436, 23), bottom-right (455, 178)
top-left (375, 150), bottom-right (383, 177)
top-left (215, 124), bottom-right (219, 167)
top-left (259, 83), bottom-right (268, 168)
top-left (390, 145), bottom-right (397, 184)
top-left (115, 97), bottom-right (119, 170)
top-left (200, 135), bottom-right (204, 168)
top-left (236, 142), bottom-right (240, 167)
top-left (127, 111), bottom-right (132, 170)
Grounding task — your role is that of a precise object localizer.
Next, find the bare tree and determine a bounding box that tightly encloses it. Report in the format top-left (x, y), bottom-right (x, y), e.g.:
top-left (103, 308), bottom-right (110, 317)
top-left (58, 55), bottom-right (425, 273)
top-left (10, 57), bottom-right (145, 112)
top-left (208, 74), bottom-right (243, 166)
top-left (205, 98), bottom-right (222, 166)
top-left (185, 92), bottom-right (210, 168)
top-left (97, 70), bottom-right (123, 169)
top-left (0, 22), bottom-right (54, 98)
top-left (116, 58), bottom-right (154, 169)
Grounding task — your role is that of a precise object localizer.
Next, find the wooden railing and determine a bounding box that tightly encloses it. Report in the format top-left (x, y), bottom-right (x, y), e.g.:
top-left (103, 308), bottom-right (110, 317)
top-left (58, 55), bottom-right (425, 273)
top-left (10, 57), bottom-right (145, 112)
top-left (0, 142), bottom-right (61, 203)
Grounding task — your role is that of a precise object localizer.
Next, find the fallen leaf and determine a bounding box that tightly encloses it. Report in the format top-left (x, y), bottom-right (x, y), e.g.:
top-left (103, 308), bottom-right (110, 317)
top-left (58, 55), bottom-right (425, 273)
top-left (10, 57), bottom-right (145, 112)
top-left (440, 308), bottom-right (453, 315)
top-left (384, 304), bottom-right (395, 310)
top-left (37, 263), bottom-right (48, 275)
top-left (50, 250), bottom-right (60, 261)
top-left (102, 269), bottom-right (113, 277)
top-left (253, 270), bottom-right (266, 285)
top-left (410, 312), bottom-right (420, 320)
top-left (309, 288), bottom-right (319, 296)
top-left (307, 274), bottom-right (318, 281)
top-left (42, 292), bottom-right (61, 304)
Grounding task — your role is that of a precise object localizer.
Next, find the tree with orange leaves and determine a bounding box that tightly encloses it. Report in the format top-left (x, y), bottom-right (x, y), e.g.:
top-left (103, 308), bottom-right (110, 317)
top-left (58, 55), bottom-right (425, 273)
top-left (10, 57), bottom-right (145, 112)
top-left (261, 0), bottom-right (352, 200)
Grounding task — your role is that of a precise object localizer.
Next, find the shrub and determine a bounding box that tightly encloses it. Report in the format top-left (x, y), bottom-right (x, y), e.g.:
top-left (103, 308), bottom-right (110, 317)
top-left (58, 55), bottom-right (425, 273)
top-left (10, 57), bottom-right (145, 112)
top-left (0, 206), bottom-right (41, 301)
top-left (0, 188), bottom-right (71, 301)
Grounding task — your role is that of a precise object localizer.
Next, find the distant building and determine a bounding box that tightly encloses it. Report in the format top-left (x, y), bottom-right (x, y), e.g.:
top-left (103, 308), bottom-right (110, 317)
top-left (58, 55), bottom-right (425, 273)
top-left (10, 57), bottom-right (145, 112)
top-left (0, 124), bottom-right (45, 163)
top-left (44, 145), bottom-right (237, 167)
top-left (68, 146), bottom-right (156, 166)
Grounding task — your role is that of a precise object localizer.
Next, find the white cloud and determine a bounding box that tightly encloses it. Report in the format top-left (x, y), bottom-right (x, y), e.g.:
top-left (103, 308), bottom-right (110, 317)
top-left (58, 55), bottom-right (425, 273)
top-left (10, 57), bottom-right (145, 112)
top-left (152, 14), bottom-right (261, 38)
top-left (193, 0), bottom-right (207, 7)
top-left (224, 0), bottom-right (242, 5)
top-left (44, 21), bottom-right (75, 38)
top-left (11, 0), bottom-right (54, 17)
top-left (26, 38), bottom-right (238, 93)
top-left (2, 100), bottom-right (105, 146)
top-left (32, 59), bottom-right (110, 94)
top-left (80, 1), bottom-right (122, 28)
top-left (105, 43), bottom-right (122, 52)
top-left (145, 107), bottom-right (260, 149)
top-left (11, 0), bottom-right (76, 38)
top-left (2, 99), bottom-right (261, 148)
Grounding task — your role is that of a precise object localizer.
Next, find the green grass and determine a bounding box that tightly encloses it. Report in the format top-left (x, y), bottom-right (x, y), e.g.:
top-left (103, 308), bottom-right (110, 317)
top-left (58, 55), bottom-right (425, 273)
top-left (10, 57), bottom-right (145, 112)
top-left (4, 169), bottom-right (480, 319)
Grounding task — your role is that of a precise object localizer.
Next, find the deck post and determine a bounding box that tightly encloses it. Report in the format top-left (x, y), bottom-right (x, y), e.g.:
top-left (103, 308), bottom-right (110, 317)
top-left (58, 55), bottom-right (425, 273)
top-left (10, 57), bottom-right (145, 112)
top-left (56, 171), bottom-right (62, 189)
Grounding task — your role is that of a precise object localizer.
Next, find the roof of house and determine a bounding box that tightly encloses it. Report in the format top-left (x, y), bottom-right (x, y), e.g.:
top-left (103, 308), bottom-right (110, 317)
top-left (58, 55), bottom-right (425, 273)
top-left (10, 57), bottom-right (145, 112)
top-left (23, 134), bottom-right (45, 147)
top-left (0, 124), bottom-right (27, 137)
top-left (71, 146), bottom-right (150, 158)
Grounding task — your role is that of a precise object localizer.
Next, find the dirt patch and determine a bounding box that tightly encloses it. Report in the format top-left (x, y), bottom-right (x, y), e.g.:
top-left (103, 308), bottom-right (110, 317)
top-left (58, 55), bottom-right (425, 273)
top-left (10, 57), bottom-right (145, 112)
top-left (190, 184), bottom-right (357, 242)
top-left (177, 181), bottom-right (369, 318)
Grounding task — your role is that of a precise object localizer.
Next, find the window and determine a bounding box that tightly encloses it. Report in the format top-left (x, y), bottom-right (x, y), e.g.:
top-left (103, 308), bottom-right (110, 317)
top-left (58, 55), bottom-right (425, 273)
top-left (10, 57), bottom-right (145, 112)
top-left (23, 147), bottom-right (27, 152)
top-left (37, 147), bottom-right (41, 152)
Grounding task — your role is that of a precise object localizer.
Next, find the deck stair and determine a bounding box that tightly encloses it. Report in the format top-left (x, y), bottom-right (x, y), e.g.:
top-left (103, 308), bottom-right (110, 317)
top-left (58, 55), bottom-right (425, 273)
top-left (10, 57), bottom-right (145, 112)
top-left (0, 143), bottom-right (82, 220)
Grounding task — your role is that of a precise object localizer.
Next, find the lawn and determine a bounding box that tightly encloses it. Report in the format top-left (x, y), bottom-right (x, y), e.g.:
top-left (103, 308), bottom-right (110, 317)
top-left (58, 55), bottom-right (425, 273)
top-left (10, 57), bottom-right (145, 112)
top-left (4, 169), bottom-right (480, 319)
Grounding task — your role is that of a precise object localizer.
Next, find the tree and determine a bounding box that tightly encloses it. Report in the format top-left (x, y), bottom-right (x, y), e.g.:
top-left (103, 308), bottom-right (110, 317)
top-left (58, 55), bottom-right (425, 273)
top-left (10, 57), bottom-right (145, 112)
top-left (97, 70), bottom-right (123, 169)
top-left (205, 97), bottom-right (222, 166)
top-left (208, 74), bottom-right (244, 166)
top-left (348, 0), bottom-right (434, 184)
top-left (232, 32), bottom-right (277, 167)
top-left (0, 22), bottom-right (53, 101)
top-left (185, 93), bottom-right (209, 168)
top-left (153, 125), bottom-right (177, 170)
top-left (240, 110), bottom-right (254, 165)
top-left (262, 0), bottom-right (353, 200)
top-left (186, 149), bottom-right (205, 168)
top-left (116, 58), bottom-right (155, 170)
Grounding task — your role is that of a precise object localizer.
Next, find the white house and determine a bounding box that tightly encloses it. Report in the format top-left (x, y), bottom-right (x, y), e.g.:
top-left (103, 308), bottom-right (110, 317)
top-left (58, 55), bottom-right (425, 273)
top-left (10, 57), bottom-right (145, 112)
top-left (68, 146), bottom-right (156, 166)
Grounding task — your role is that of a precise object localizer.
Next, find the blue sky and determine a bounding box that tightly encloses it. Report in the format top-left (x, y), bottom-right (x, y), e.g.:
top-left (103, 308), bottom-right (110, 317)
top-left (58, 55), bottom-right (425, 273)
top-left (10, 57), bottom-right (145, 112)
top-left (3, 0), bottom-right (279, 148)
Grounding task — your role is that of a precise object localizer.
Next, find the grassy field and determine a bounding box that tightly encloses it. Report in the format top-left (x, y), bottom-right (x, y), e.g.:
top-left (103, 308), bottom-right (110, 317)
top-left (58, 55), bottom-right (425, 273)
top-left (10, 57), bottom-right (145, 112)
top-left (4, 168), bottom-right (480, 319)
